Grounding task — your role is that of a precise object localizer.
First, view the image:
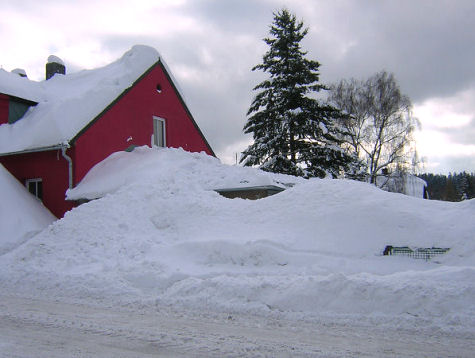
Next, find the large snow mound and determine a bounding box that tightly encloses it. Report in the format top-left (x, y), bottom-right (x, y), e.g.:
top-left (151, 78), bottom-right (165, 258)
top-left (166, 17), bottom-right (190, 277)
top-left (0, 164), bottom-right (56, 255)
top-left (1, 147), bottom-right (474, 330)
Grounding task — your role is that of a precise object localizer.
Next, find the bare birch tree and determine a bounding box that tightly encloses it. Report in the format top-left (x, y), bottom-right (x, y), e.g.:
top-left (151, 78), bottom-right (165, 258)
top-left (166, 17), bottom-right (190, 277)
top-left (329, 71), bottom-right (419, 185)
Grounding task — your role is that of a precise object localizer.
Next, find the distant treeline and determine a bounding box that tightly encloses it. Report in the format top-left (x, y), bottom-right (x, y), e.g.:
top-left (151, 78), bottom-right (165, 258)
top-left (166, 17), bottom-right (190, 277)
top-left (417, 172), bottom-right (475, 201)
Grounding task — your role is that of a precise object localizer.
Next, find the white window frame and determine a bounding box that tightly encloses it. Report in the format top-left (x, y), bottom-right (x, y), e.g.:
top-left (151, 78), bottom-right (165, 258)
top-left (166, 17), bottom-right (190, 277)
top-left (25, 178), bottom-right (43, 201)
top-left (152, 116), bottom-right (167, 148)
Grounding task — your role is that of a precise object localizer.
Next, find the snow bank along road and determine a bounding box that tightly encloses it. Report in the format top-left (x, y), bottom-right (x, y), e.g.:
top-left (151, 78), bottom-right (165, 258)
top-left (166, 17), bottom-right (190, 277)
top-left (1, 295), bottom-right (474, 358)
top-left (1, 148), bottom-right (474, 356)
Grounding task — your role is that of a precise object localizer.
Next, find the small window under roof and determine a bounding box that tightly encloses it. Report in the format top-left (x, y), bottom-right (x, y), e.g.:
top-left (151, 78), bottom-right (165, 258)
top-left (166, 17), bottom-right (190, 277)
top-left (26, 178), bottom-right (43, 201)
top-left (9, 99), bottom-right (32, 124)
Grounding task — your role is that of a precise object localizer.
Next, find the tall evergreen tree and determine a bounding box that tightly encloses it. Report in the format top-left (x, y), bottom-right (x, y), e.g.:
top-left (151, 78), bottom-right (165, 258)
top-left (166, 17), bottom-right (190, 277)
top-left (241, 9), bottom-right (360, 178)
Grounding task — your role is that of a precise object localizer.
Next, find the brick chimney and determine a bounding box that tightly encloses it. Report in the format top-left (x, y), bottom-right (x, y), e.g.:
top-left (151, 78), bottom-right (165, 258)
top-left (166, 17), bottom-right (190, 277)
top-left (46, 55), bottom-right (65, 80)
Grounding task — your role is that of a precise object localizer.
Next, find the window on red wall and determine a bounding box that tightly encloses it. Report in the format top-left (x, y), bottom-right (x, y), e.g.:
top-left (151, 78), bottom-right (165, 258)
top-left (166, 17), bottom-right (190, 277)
top-left (26, 178), bottom-right (43, 201)
top-left (153, 116), bottom-right (166, 148)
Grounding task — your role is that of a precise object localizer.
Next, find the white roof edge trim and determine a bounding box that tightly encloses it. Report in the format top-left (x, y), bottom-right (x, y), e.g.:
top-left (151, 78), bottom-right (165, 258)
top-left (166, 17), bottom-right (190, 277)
top-left (0, 144), bottom-right (65, 157)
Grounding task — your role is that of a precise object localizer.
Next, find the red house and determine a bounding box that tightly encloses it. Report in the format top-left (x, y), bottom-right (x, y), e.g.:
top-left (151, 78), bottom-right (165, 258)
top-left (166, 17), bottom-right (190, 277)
top-left (0, 45), bottom-right (214, 218)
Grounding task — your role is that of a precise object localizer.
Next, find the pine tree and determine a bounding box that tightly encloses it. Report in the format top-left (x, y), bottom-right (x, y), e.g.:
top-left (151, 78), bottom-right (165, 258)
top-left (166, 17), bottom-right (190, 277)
top-left (444, 174), bottom-right (459, 202)
top-left (241, 9), bottom-right (360, 178)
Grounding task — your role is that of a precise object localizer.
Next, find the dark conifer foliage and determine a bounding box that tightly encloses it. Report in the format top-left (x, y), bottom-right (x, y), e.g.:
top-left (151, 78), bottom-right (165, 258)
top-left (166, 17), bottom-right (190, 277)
top-left (241, 9), bottom-right (361, 178)
top-left (418, 172), bottom-right (475, 201)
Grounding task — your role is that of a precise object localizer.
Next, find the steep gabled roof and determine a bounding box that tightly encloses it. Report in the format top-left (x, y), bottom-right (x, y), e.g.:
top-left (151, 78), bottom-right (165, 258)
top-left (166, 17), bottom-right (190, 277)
top-left (0, 45), bottom-right (211, 156)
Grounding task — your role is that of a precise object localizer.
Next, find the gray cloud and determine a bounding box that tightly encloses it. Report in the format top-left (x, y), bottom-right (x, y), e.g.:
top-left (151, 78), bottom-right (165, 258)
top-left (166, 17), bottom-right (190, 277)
top-left (3, 0), bottom-right (57, 7)
top-left (311, 1), bottom-right (475, 102)
top-left (183, 0), bottom-right (273, 34)
top-left (101, 32), bottom-right (257, 153)
top-left (426, 154), bottom-right (475, 174)
top-left (102, 1), bottom-right (475, 172)
top-left (2, 0), bottom-right (474, 173)
top-left (445, 118), bottom-right (475, 146)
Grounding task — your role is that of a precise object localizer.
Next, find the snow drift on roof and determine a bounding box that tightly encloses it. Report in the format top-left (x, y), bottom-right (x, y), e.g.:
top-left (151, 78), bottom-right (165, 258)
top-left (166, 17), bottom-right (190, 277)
top-left (0, 45), bottom-right (161, 155)
top-left (11, 68), bottom-right (27, 78)
top-left (0, 68), bottom-right (43, 102)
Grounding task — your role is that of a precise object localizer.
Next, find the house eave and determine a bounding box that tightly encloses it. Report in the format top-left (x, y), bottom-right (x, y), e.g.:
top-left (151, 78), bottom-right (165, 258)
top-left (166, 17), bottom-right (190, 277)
top-left (0, 91), bottom-right (40, 105)
top-left (0, 144), bottom-right (66, 157)
top-left (6, 94), bottom-right (38, 106)
top-left (214, 185), bottom-right (286, 193)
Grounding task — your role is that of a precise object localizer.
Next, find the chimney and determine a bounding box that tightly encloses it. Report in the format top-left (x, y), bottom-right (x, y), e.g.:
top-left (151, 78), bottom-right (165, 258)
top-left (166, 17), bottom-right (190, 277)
top-left (11, 68), bottom-right (27, 78)
top-left (46, 55), bottom-right (65, 80)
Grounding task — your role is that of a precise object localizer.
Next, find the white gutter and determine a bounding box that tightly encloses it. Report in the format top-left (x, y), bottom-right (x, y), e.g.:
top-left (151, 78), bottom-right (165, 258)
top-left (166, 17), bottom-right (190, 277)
top-left (0, 143), bottom-right (74, 190)
top-left (61, 145), bottom-right (73, 189)
top-left (0, 145), bottom-right (63, 157)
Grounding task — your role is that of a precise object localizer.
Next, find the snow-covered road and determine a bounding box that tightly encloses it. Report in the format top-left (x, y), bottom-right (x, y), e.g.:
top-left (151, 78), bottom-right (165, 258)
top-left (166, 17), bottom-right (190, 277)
top-left (1, 295), bottom-right (473, 358)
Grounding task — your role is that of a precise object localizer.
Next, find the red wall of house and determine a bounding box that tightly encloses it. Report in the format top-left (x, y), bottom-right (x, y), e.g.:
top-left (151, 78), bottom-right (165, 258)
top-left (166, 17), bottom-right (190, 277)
top-left (72, 62), bottom-right (213, 184)
top-left (0, 94), bottom-right (9, 125)
top-left (0, 62), bottom-right (213, 218)
top-left (0, 150), bottom-right (74, 218)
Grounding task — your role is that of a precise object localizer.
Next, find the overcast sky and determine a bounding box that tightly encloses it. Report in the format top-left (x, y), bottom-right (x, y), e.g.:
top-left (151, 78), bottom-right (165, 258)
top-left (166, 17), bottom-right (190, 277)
top-left (1, 0), bottom-right (474, 174)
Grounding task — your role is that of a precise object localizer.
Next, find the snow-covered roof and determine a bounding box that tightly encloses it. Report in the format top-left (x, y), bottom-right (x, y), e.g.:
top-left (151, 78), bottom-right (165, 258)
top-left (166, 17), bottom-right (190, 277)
top-left (0, 45), bottom-right (161, 155)
top-left (376, 173), bottom-right (427, 198)
top-left (11, 68), bottom-right (27, 78)
top-left (0, 68), bottom-right (43, 102)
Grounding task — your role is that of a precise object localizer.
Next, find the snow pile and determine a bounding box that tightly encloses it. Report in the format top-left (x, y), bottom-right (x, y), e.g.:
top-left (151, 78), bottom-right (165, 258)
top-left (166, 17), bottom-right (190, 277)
top-left (66, 147), bottom-right (293, 200)
top-left (0, 45), bottom-right (160, 154)
top-left (0, 147), bottom-right (474, 330)
top-left (0, 164), bottom-right (56, 255)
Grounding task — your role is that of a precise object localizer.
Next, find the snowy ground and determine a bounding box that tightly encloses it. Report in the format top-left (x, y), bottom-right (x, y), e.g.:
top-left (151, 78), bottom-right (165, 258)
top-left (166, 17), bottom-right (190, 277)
top-left (1, 147), bottom-right (474, 356)
top-left (1, 295), bottom-right (474, 357)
